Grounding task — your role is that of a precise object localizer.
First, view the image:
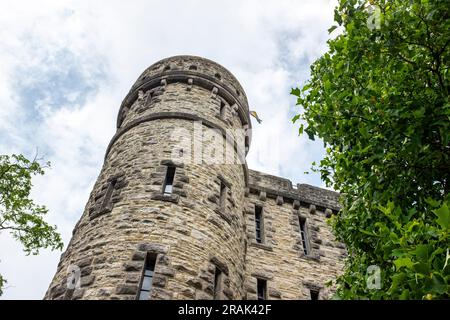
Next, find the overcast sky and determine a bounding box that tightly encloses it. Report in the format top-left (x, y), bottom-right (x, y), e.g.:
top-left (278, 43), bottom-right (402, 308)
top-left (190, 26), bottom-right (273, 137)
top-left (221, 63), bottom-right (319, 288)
top-left (0, 0), bottom-right (337, 299)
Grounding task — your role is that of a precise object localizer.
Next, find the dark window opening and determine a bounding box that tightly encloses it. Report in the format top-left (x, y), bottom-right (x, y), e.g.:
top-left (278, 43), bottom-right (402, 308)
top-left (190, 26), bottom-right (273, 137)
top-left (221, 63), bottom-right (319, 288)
top-left (213, 267), bottom-right (223, 300)
top-left (310, 289), bottom-right (319, 300)
top-left (219, 180), bottom-right (227, 210)
top-left (220, 100), bottom-right (226, 119)
top-left (164, 65), bottom-right (171, 71)
top-left (299, 217), bottom-right (310, 255)
top-left (138, 253), bottom-right (157, 300)
top-left (257, 279), bottom-right (267, 301)
top-left (255, 205), bottom-right (263, 243)
top-left (119, 108), bottom-right (128, 127)
top-left (215, 73), bottom-right (222, 80)
top-left (189, 65), bottom-right (197, 70)
top-left (163, 166), bottom-right (176, 195)
top-left (101, 179), bottom-right (116, 211)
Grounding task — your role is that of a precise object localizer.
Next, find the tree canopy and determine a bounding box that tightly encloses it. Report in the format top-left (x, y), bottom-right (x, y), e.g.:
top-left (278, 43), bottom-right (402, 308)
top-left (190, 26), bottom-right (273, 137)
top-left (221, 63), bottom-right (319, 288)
top-left (0, 154), bottom-right (63, 295)
top-left (292, 0), bottom-right (449, 299)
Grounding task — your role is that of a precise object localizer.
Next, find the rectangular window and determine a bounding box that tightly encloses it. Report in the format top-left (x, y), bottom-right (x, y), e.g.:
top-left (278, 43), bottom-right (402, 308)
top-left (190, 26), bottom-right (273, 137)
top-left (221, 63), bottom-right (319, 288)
top-left (255, 205), bottom-right (263, 243)
top-left (299, 217), bottom-right (310, 255)
top-left (257, 279), bottom-right (267, 301)
top-left (220, 101), bottom-right (226, 119)
top-left (138, 254), bottom-right (157, 300)
top-left (163, 166), bottom-right (176, 195)
top-left (219, 180), bottom-right (227, 210)
top-left (213, 267), bottom-right (223, 300)
top-left (310, 289), bottom-right (319, 300)
top-left (101, 179), bottom-right (116, 211)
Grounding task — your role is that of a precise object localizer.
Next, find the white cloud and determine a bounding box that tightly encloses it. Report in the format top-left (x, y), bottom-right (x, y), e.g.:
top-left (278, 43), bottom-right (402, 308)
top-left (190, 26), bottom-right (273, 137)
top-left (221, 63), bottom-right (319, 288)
top-left (0, 0), bottom-right (337, 299)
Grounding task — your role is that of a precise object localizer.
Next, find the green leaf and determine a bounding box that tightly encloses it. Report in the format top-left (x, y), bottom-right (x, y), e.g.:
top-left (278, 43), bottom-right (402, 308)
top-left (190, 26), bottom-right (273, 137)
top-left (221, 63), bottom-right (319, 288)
top-left (359, 228), bottom-right (376, 237)
top-left (328, 25), bottom-right (338, 34)
top-left (394, 257), bottom-right (414, 271)
top-left (305, 127), bottom-right (315, 141)
top-left (431, 274), bottom-right (447, 294)
top-left (433, 203), bottom-right (450, 229)
top-left (399, 289), bottom-right (410, 300)
top-left (425, 198), bottom-right (441, 208)
top-left (302, 84), bottom-right (311, 92)
top-left (298, 124), bottom-right (304, 136)
top-left (413, 262), bottom-right (430, 275)
top-left (290, 87), bottom-right (301, 96)
top-left (415, 244), bottom-right (431, 263)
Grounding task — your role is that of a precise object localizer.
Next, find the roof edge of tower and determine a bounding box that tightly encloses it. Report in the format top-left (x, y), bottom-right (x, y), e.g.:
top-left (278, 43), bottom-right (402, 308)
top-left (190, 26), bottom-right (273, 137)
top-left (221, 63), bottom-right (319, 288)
top-left (143, 55), bottom-right (249, 102)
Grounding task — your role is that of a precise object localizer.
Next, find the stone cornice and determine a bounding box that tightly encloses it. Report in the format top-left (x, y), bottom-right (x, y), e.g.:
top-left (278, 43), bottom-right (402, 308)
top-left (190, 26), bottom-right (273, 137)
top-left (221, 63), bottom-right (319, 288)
top-left (117, 72), bottom-right (252, 135)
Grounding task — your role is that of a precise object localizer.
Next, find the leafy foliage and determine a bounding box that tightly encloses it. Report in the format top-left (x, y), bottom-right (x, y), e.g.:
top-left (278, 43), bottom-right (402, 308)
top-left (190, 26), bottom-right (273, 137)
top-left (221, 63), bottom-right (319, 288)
top-left (292, 0), bottom-right (450, 299)
top-left (0, 274), bottom-right (4, 296)
top-left (0, 154), bottom-right (63, 295)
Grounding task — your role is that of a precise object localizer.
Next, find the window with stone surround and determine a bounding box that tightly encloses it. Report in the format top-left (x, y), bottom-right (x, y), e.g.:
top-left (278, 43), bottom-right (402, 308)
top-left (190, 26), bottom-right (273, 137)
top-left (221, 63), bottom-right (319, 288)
top-left (137, 253), bottom-right (157, 300)
top-left (118, 107), bottom-right (129, 128)
top-left (213, 267), bottom-right (223, 300)
top-left (162, 166), bottom-right (176, 196)
top-left (257, 278), bottom-right (267, 300)
top-left (310, 289), bottom-right (320, 300)
top-left (219, 179), bottom-right (227, 210)
top-left (255, 205), bottom-right (264, 244)
top-left (90, 173), bottom-right (127, 220)
top-left (100, 178), bottom-right (116, 212)
top-left (299, 217), bottom-right (310, 255)
top-left (219, 100), bottom-right (226, 119)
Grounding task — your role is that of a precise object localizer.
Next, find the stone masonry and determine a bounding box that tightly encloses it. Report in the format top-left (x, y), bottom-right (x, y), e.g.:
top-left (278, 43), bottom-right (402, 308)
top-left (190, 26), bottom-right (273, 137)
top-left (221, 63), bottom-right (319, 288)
top-left (44, 55), bottom-right (345, 300)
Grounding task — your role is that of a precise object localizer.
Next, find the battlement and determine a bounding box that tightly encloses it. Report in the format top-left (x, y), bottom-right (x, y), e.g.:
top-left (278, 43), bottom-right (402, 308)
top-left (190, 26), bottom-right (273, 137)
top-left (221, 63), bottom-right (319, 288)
top-left (138, 55), bottom-right (249, 107)
top-left (118, 56), bottom-right (251, 130)
top-left (248, 170), bottom-right (340, 212)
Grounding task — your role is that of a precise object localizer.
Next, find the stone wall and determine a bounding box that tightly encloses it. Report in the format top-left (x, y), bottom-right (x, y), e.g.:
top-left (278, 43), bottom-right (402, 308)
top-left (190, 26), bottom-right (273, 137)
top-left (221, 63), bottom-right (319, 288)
top-left (244, 170), bottom-right (345, 300)
top-left (44, 56), bottom-right (345, 300)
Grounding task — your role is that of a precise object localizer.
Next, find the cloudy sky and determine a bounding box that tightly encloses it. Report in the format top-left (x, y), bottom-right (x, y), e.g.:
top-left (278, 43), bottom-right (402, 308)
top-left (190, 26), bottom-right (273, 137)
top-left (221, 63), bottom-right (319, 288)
top-left (0, 0), bottom-right (337, 299)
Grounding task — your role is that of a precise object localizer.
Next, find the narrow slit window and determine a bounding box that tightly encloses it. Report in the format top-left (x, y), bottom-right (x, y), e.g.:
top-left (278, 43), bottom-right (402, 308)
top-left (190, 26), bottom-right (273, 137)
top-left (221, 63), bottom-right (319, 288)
top-left (213, 267), bottom-right (223, 300)
top-left (255, 206), bottom-right (263, 244)
top-left (299, 217), bottom-right (310, 255)
top-left (219, 180), bottom-right (227, 210)
top-left (163, 166), bottom-right (176, 195)
top-left (257, 279), bottom-right (267, 301)
top-left (310, 289), bottom-right (319, 300)
top-left (220, 101), bottom-right (226, 119)
top-left (138, 254), bottom-right (157, 300)
top-left (101, 179), bottom-right (116, 211)
top-left (118, 108), bottom-right (128, 127)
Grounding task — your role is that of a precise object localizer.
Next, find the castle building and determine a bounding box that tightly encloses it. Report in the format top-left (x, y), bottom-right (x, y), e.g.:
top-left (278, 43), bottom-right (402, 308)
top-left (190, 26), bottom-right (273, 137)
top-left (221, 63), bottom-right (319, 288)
top-left (45, 56), bottom-right (344, 300)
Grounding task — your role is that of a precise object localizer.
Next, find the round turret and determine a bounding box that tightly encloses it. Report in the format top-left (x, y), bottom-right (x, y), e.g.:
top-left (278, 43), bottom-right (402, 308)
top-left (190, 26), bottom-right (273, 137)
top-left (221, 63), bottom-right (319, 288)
top-left (45, 56), bottom-right (251, 300)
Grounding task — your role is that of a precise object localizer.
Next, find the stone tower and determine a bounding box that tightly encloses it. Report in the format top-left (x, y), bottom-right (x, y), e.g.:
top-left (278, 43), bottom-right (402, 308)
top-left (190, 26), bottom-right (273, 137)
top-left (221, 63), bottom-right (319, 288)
top-left (45, 56), bottom-right (344, 300)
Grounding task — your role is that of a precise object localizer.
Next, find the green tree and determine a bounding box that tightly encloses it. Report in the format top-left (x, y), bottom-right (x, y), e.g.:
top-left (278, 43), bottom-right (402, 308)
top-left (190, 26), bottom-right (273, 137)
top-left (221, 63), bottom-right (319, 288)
top-left (292, 0), bottom-right (449, 299)
top-left (0, 154), bottom-right (63, 296)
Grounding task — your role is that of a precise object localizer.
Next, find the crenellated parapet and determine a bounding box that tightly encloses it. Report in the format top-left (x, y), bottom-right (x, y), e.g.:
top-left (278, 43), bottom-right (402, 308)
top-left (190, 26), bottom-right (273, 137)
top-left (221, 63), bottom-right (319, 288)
top-left (248, 170), bottom-right (340, 213)
top-left (114, 55), bottom-right (252, 156)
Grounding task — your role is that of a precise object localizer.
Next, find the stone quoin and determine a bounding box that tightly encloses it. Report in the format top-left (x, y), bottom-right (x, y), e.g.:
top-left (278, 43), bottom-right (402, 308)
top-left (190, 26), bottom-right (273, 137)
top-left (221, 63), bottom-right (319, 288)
top-left (44, 55), bottom-right (345, 300)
